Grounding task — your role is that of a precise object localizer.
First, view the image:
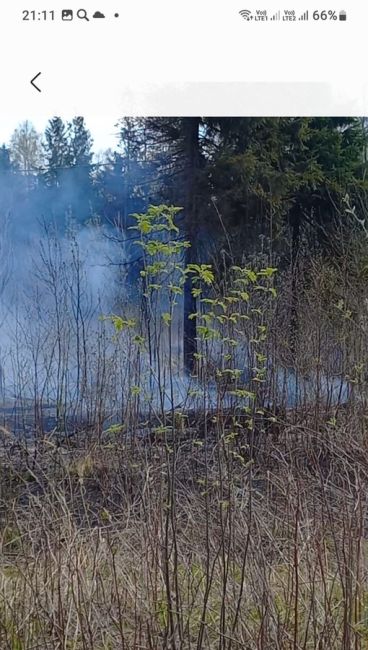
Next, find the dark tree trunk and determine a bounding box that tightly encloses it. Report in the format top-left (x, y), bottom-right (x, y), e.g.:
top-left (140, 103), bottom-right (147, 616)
top-left (289, 205), bottom-right (301, 356)
top-left (183, 117), bottom-right (200, 373)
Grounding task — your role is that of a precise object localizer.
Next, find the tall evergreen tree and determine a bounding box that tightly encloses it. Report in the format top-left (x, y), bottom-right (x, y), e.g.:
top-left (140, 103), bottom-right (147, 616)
top-left (67, 116), bottom-right (94, 221)
top-left (0, 145), bottom-right (12, 173)
top-left (69, 116), bottom-right (93, 167)
top-left (182, 118), bottom-right (201, 372)
top-left (0, 144), bottom-right (17, 205)
top-left (43, 116), bottom-right (70, 187)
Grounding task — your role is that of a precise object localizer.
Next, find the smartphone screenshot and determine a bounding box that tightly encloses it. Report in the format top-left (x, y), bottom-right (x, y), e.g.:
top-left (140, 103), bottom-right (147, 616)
top-left (0, 2), bottom-right (366, 648)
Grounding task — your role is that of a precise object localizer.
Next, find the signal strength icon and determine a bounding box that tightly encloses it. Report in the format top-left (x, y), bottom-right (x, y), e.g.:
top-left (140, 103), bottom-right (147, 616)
top-left (298, 10), bottom-right (309, 20)
top-left (270, 11), bottom-right (280, 21)
top-left (239, 9), bottom-right (252, 20)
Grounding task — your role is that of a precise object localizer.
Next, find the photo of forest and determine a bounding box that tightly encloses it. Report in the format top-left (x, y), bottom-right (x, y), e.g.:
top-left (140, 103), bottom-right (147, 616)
top-left (1, 116), bottom-right (368, 648)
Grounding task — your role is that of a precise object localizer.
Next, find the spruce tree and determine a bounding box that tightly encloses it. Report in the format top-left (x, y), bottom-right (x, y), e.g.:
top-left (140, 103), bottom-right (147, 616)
top-left (43, 116), bottom-right (70, 187)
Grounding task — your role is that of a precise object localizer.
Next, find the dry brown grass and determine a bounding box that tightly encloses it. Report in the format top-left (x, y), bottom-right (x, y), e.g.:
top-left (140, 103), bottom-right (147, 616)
top-left (0, 405), bottom-right (368, 650)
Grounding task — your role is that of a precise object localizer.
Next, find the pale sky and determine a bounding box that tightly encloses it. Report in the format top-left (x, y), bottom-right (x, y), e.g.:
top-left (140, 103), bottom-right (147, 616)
top-left (0, 113), bottom-right (121, 155)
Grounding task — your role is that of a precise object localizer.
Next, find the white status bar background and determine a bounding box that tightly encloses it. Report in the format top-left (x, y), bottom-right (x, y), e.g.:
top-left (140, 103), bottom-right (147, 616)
top-left (0, 0), bottom-right (366, 145)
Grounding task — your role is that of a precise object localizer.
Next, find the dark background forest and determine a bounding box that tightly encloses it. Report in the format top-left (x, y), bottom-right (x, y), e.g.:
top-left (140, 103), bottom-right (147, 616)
top-left (2, 116), bottom-right (366, 262)
top-left (2, 115), bottom-right (368, 371)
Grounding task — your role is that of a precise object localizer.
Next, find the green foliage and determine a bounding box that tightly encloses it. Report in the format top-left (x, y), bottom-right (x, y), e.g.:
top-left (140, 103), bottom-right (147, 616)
top-left (105, 204), bottom-right (277, 411)
top-left (186, 263), bottom-right (215, 285)
top-left (103, 315), bottom-right (136, 332)
top-left (161, 312), bottom-right (172, 326)
top-left (130, 204), bottom-right (182, 237)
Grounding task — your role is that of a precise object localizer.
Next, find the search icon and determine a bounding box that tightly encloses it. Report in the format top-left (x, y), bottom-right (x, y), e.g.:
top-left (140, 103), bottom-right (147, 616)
top-left (77, 9), bottom-right (89, 21)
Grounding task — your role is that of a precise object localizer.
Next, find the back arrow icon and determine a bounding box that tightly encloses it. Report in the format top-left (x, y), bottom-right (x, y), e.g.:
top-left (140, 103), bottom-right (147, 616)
top-left (31, 72), bottom-right (41, 92)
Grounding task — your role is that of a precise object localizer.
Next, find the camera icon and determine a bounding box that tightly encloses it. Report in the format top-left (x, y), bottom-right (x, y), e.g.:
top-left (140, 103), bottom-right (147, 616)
top-left (61, 9), bottom-right (74, 21)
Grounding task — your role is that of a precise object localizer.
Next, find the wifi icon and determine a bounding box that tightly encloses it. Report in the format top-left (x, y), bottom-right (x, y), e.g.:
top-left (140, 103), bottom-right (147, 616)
top-left (239, 9), bottom-right (252, 20)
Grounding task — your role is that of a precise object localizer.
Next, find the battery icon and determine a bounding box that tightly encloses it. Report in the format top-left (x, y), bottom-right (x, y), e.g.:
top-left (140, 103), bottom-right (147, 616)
top-left (339, 10), bottom-right (347, 20)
